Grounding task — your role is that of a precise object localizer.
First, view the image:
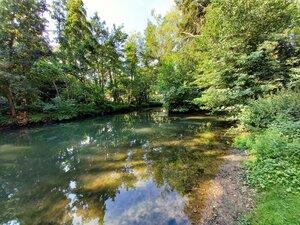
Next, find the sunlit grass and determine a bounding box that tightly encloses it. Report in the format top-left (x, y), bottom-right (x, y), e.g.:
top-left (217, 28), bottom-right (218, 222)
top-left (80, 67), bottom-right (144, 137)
top-left (249, 188), bottom-right (300, 225)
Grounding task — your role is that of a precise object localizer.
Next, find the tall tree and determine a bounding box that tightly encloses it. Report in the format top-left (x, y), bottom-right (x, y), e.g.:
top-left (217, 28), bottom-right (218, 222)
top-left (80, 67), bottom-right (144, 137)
top-left (175, 0), bottom-right (210, 36)
top-left (62, 0), bottom-right (94, 82)
top-left (51, 0), bottom-right (67, 45)
top-left (194, 0), bottom-right (299, 111)
top-left (124, 34), bottom-right (139, 104)
top-left (106, 25), bottom-right (127, 102)
top-left (0, 0), bottom-right (49, 117)
top-left (90, 12), bottom-right (109, 92)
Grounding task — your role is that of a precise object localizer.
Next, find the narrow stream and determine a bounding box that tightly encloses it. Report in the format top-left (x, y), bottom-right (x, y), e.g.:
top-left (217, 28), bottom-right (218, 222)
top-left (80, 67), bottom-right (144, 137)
top-left (0, 109), bottom-right (230, 225)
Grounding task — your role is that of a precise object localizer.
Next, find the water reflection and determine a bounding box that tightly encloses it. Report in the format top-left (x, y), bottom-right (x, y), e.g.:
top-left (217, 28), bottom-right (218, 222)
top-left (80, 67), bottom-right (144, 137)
top-left (0, 109), bottom-right (229, 225)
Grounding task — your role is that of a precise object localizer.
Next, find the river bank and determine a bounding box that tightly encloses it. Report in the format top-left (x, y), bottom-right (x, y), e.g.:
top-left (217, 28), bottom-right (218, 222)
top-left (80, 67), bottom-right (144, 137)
top-left (201, 149), bottom-right (256, 225)
top-left (0, 102), bottom-right (162, 132)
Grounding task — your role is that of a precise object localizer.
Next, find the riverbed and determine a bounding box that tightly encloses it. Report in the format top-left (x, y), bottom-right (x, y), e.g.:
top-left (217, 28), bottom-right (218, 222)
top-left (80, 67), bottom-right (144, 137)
top-left (0, 109), bottom-right (230, 225)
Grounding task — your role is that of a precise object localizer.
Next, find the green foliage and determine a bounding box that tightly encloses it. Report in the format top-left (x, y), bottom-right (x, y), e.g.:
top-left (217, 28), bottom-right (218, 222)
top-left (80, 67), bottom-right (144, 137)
top-left (194, 0), bottom-right (299, 112)
top-left (235, 91), bottom-right (300, 195)
top-left (175, 0), bottom-right (210, 35)
top-left (237, 216), bottom-right (252, 225)
top-left (156, 37), bottom-right (201, 112)
top-left (76, 103), bottom-right (98, 117)
top-left (0, 0), bottom-right (49, 117)
top-left (29, 113), bottom-right (49, 123)
top-left (239, 90), bottom-right (300, 130)
top-left (248, 188), bottom-right (300, 225)
top-left (0, 0), bottom-right (162, 127)
top-left (233, 133), bottom-right (253, 150)
top-left (163, 85), bottom-right (200, 112)
top-left (1, 0), bottom-right (299, 129)
top-left (0, 115), bottom-right (12, 126)
top-left (234, 127), bottom-right (300, 192)
top-left (43, 97), bottom-right (78, 121)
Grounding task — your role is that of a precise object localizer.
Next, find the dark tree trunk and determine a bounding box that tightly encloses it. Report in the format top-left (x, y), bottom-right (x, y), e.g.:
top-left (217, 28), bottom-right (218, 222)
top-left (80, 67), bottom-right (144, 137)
top-left (6, 87), bottom-right (17, 118)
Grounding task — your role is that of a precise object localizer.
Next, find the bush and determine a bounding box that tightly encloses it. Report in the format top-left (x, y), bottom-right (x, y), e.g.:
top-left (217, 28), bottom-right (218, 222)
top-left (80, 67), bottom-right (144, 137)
top-left (18, 101), bottom-right (45, 113)
top-left (239, 90), bottom-right (300, 130)
top-left (76, 103), bottom-right (98, 117)
top-left (43, 97), bottom-right (78, 121)
top-left (270, 119), bottom-right (300, 140)
top-left (111, 103), bottom-right (132, 113)
top-left (234, 133), bottom-right (253, 150)
top-left (163, 86), bottom-right (200, 112)
top-left (0, 115), bottom-right (12, 126)
top-left (234, 127), bottom-right (300, 192)
top-left (0, 97), bottom-right (8, 114)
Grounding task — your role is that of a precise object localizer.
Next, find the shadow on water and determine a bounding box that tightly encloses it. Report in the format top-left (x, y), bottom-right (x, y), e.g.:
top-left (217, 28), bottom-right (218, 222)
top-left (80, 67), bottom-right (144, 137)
top-left (0, 109), bottom-right (230, 225)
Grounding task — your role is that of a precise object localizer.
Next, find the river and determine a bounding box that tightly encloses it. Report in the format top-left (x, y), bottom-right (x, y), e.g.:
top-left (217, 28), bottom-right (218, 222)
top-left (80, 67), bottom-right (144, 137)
top-left (0, 109), bottom-right (230, 225)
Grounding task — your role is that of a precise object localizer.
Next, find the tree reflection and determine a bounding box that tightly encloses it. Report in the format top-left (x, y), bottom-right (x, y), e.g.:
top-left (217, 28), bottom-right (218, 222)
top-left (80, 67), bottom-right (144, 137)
top-left (0, 110), bottom-right (229, 225)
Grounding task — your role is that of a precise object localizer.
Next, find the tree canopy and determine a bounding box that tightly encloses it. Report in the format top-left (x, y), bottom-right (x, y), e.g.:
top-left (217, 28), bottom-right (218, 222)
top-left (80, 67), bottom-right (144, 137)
top-left (0, 0), bottom-right (299, 125)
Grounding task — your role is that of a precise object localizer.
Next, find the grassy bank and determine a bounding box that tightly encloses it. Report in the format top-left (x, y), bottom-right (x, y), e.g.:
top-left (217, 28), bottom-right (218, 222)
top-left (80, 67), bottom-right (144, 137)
top-left (0, 101), bottom-right (163, 130)
top-left (234, 90), bottom-right (300, 225)
top-left (235, 132), bottom-right (300, 225)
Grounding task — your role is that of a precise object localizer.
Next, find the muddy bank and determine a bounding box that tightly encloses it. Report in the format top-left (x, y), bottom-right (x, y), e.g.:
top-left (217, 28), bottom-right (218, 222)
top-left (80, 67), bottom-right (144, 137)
top-left (200, 149), bottom-right (256, 225)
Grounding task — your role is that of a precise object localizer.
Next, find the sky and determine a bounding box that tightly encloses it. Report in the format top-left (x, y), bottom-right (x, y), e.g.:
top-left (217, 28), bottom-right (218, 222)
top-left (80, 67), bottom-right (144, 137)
top-left (83, 0), bottom-right (174, 34)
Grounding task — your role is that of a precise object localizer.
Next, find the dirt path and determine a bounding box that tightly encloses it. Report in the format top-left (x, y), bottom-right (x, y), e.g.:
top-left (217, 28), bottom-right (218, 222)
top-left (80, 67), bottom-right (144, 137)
top-left (200, 149), bottom-right (256, 225)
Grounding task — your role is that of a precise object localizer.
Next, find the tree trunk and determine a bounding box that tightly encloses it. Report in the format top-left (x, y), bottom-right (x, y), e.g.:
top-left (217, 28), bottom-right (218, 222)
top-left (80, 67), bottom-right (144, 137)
top-left (6, 87), bottom-right (17, 118)
top-left (101, 61), bottom-right (105, 92)
top-left (52, 81), bottom-right (60, 97)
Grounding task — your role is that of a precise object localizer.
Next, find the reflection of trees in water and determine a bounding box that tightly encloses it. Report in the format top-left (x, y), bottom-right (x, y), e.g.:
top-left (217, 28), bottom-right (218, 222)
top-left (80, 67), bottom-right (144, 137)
top-left (0, 110), bottom-right (228, 225)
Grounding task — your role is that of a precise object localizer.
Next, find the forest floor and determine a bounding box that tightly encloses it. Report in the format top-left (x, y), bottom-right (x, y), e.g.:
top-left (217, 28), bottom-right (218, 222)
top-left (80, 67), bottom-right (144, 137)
top-left (200, 149), bottom-right (256, 225)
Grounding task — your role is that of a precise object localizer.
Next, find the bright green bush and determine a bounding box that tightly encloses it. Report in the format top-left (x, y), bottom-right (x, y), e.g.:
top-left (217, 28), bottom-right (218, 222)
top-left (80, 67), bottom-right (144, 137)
top-left (246, 157), bottom-right (300, 191)
top-left (239, 90), bottom-right (300, 130)
top-left (270, 119), bottom-right (300, 140)
top-left (235, 127), bottom-right (300, 192)
top-left (234, 133), bottom-right (253, 150)
top-left (252, 129), bottom-right (290, 159)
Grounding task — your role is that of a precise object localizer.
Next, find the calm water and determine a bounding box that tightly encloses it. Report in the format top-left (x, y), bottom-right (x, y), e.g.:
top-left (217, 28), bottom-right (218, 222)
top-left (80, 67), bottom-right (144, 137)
top-left (0, 109), bottom-right (230, 225)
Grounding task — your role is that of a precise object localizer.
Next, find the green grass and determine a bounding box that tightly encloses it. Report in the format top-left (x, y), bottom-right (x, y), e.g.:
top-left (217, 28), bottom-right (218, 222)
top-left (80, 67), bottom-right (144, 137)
top-left (29, 113), bottom-right (50, 123)
top-left (234, 127), bottom-right (300, 225)
top-left (250, 188), bottom-right (300, 225)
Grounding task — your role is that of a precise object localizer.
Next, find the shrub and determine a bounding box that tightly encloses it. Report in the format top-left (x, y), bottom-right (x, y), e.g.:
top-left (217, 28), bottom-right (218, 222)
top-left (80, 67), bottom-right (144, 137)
top-left (0, 115), bottom-right (12, 126)
top-left (246, 157), bottom-right (300, 191)
top-left (239, 90), bottom-right (300, 130)
top-left (164, 86), bottom-right (200, 112)
top-left (76, 103), bottom-right (98, 117)
top-left (235, 127), bottom-right (300, 192)
top-left (43, 97), bottom-right (78, 121)
top-left (234, 133), bottom-right (253, 150)
top-left (19, 101), bottom-right (45, 113)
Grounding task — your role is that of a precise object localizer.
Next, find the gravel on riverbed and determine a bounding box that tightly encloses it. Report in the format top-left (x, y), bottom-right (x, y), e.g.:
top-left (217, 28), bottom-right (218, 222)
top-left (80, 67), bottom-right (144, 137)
top-left (200, 149), bottom-right (256, 225)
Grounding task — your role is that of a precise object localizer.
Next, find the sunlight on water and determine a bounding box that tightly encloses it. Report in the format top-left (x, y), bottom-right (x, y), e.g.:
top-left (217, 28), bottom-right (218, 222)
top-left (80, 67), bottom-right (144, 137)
top-left (0, 109), bottom-right (230, 225)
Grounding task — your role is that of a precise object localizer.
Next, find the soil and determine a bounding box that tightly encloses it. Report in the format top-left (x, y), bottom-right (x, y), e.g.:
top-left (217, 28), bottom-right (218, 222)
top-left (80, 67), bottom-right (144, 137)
top-left (200, 149), bottom-right (256, 225)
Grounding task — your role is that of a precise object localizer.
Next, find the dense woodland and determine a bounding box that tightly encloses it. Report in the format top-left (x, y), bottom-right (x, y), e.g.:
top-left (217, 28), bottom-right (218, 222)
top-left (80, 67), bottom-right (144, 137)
top-left (0, 0), bottom-right (300, 224)
top-left (0, 0), bottom-right (299, 123)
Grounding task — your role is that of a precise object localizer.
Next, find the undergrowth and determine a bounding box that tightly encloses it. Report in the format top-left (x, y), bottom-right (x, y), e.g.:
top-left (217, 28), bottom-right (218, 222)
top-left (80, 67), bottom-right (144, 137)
top-left (235, 90), bottom-right (300, 225)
